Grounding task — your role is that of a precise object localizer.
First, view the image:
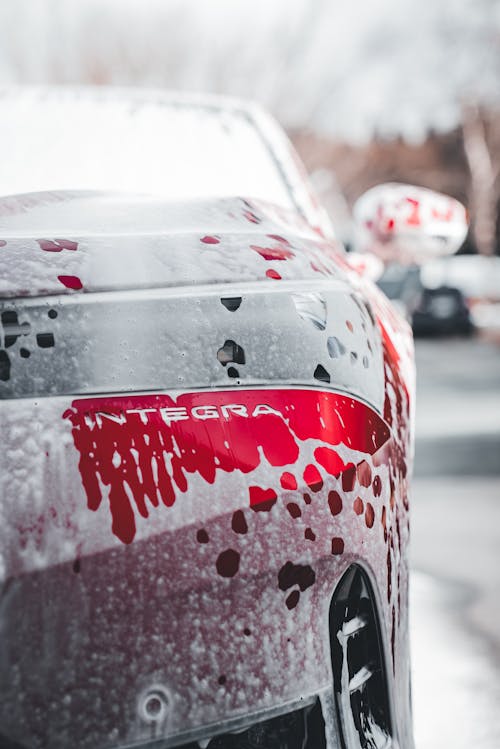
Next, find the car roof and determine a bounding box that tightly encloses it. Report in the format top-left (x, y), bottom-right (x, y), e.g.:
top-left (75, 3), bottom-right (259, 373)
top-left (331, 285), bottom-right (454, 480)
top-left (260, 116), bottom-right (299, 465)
top-left (0, 85), bottom-right (265, 126)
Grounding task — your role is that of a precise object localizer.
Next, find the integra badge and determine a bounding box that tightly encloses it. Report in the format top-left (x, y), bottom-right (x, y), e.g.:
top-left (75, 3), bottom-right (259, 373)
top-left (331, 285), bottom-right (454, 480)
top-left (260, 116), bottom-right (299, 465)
top-left (79, 402), bottom-right (282, 429)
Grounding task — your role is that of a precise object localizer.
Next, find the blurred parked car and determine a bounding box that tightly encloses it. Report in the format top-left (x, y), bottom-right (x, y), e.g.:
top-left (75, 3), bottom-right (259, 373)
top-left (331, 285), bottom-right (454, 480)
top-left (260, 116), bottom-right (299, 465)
top-left (412, 284), bottom-right (473, 337)
top-left (352, 182), bottom-right (473, 337)
top-left (422, 255), bottom-right (500, 334)
top-left (377, 263), bottom-right (474, 337)
top-left (0, 88), bottom-right (423, 749)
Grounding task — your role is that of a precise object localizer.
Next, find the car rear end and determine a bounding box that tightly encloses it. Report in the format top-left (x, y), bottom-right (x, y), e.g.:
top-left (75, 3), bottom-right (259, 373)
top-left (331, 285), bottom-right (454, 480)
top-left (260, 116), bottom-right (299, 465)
top-left (0, 194), bottom-right (413, 748)
top-left (0, 87), bottom-right (414, 749)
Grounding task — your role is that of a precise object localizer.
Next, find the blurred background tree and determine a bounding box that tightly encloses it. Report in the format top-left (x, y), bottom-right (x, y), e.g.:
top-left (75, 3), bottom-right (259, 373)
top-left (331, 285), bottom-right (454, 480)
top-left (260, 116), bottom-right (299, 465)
top-left (1, 0), bottom-right (500, 253)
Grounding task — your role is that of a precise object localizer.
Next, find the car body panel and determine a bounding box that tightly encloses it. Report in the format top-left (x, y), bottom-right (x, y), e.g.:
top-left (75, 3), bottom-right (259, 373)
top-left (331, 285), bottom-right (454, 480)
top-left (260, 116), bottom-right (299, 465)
top-left (0, 385), bottom-right (411, 749)
top-left (0, 89), bottom-right (414, 749)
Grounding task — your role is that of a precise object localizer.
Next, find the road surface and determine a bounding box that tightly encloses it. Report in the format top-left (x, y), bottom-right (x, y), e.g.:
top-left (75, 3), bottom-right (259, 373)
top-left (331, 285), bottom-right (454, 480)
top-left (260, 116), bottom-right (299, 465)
top-left (410, 337), bottom-right (500, 749)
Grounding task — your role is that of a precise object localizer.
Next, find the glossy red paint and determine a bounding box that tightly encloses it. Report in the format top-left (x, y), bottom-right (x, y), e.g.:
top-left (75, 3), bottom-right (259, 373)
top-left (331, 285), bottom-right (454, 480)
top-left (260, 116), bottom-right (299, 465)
top-left (314, 447), bottom-right (349, 477)
top-left (303, 463), bottom-right (323, 492)
top-left (37, 238), bottom-right (78, 252)
top-left (242, 209), bottom-right (261, 224)
top-left (280, 472), bottom-right (297, 490)
top-left (249, 486), bottom-right (278, 512)
top-left (64, 389), bottom-right (390, 545)
top-left (266, 234), bottom-right (291, 245)
top-left (249, 244), bottom-right (294, 261)
top-left (265, 268), bottom-right (282, 280)
top-left (57, 275), bottom-right (83, 290)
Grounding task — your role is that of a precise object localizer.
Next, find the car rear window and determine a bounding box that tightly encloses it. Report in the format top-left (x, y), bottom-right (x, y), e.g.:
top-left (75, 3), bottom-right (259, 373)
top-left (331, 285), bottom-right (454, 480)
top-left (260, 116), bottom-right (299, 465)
top-left (0, 89), bottom-right (293, 209)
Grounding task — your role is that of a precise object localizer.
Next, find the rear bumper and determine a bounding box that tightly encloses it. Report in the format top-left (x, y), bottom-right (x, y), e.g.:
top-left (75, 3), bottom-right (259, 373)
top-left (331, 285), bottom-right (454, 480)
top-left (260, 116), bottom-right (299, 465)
top-left (0, 387), bottom-right (410, 749)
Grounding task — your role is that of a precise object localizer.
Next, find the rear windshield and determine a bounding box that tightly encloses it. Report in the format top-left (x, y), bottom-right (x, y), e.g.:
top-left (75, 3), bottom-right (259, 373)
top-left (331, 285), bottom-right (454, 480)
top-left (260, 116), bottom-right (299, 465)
top-left (0, 89), bottom-right (293, 208)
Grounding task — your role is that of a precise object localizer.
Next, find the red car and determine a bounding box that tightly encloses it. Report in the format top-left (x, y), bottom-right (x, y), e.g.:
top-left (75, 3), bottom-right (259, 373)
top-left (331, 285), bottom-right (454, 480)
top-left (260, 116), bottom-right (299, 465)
top-left (0, 88), bottom-right (419, 749)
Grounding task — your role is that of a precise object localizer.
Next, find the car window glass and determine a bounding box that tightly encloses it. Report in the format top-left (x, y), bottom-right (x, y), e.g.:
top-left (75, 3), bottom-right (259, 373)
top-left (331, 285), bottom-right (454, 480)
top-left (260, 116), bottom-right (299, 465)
top-left (0, 90), bottom-right (294, 209)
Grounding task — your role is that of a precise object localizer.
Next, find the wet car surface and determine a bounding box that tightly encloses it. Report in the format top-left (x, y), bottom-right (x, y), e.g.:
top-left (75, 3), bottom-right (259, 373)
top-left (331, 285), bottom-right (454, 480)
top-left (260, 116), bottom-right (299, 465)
top-left (0, 88), bottom-right (414, 749)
